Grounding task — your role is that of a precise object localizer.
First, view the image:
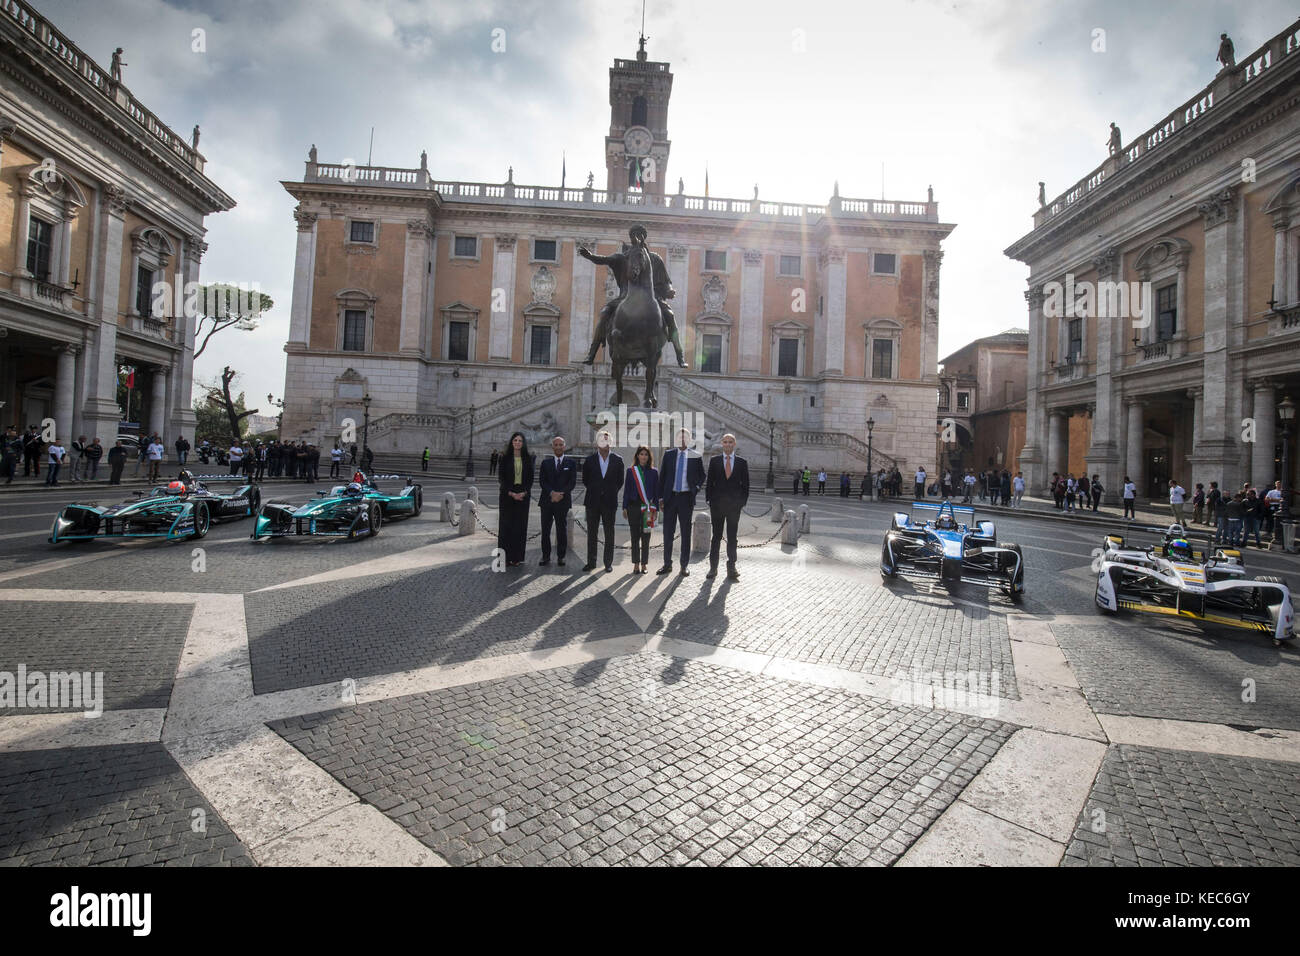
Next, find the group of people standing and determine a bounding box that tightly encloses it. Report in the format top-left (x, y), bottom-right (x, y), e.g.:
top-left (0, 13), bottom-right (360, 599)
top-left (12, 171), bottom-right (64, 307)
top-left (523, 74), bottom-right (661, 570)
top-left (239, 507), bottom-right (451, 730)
top-left (497, 428), bottom-right (749, 580)
top-left (1049, 472), bottom-right (1104, 513)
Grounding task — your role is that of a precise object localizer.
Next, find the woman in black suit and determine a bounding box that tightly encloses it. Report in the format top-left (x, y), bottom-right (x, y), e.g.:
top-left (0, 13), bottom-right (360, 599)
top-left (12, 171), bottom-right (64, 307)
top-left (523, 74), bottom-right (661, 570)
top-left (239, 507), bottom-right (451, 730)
top-left (497, 431), bottom-right (534, 567)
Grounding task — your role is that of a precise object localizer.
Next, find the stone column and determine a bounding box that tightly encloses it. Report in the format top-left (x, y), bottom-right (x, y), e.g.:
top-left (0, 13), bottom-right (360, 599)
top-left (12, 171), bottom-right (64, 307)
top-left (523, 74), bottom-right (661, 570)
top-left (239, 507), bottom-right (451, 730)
top-left (286, 206), bottom-right (318, 349)
top-left (400, 220), bottom-right (432, 356)
top-left (149, 366), bottom-right (167, 439)
top-left (1187, 387), bottom-right (1203, 459)
top-left (1125, 399), bottom-right (1145, 495)
top-left (488, 235), bottom-right (516, 361)
top-left (739, 248), bottom-right (764, 374)
top-left (170, 233), bottom-right (206, 442)
top-left (1087, 251), bottom-right (1121, 500)
top-left (1251, 380), bottom-right (1276, 487)
top-left (921, 249), bottom-right (943, 380)
top-left (53, 345), bottom-right (77, 444)
top-left (81, 184), bottom-right (129, 444)
top-left (1193, 188), bottom-right (1238, 483)
top-left (1273, 213), bottom-right (1291, 305)
top-left (1018, 285), bottom-right (1046, 491)
top-left (665, 244), bottom-right (688, 367)
top-left (570, 237), bottom-right (598, 364)
top-left (1046, 410), bottom-right (1068, 482)
top-left (818, 248), bottom-right (846, 377)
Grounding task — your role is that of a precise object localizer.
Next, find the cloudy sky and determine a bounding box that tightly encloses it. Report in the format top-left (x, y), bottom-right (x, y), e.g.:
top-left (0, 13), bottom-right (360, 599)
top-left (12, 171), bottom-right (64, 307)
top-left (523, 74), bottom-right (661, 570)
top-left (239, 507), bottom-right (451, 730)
top-left (36, 0), bottom-right (1299, 410)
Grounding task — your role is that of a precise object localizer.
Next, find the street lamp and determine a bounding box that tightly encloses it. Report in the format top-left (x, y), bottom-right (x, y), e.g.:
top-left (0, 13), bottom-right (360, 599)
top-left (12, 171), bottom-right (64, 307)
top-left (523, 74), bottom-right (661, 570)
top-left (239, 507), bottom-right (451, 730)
top-left (766, 418), bottom-right (775, 492)
top-left (361, 392), bottom-right (371, 468)
top-left (1279, 395), bottom-right (1295, 533)
top-left (266, 393), bottom-right (284, 434)
top-left (464, 405), bottom-right (476, 478)
top-left (867, 417), bottom-right (875, 500)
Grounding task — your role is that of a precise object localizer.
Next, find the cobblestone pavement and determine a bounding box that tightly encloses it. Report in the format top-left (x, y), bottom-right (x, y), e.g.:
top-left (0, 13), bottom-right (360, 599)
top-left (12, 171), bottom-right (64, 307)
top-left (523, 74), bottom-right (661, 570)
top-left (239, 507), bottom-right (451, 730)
top-left (1064, 744), bottom-right (1300, 867)
top-left (271, 652), bottom-right (1014, 866)
top-left (2, 486), bottom-right (1299, 867)
top-left (1051, 617), bottom-right (1300, 730)
top-left (0, 743), bottom-right (252, 866)
top-left (246, 558), bottom-right (641, 693)
top-left (1, 602), bottom-right (192, 713)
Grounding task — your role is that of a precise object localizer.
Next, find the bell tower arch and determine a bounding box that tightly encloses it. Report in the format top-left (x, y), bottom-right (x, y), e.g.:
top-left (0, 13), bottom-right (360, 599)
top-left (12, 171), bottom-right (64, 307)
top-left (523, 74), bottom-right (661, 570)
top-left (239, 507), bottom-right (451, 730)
top-left (605, 34), bottom-right (673, 197)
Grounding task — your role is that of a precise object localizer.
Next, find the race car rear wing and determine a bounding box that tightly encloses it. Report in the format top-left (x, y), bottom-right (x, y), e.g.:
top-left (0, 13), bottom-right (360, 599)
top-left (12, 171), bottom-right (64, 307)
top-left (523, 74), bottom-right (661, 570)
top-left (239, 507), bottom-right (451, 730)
top-left (911, 501), bottom-right (976, 523)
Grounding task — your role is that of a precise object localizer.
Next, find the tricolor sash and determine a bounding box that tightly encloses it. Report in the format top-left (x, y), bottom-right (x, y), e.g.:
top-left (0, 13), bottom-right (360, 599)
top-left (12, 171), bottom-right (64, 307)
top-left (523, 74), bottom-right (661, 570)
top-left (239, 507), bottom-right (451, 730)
top-left (631, 465), bottom-right (657, 531)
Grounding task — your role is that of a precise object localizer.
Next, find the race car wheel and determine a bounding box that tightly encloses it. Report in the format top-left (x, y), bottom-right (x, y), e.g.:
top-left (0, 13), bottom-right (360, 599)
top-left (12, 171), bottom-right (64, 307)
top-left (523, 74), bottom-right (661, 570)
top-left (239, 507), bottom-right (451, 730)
top-left (368, 502), bottom-right (383, 538)
top-left (248, 488), bottom-right (261, 517)
top-left (190, 502), bottom-right (210, 539)
top-left (410, 487), bottom-right (423, 517)
top-left (1000, 543), bottom-right (1025, 602)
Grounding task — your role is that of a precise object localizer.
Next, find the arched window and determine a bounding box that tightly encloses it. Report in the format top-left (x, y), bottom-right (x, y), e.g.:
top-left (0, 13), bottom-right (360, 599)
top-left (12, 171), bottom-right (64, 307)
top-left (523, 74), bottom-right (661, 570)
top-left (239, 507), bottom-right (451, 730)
top-left (631, 95), bottom-right (648, 128)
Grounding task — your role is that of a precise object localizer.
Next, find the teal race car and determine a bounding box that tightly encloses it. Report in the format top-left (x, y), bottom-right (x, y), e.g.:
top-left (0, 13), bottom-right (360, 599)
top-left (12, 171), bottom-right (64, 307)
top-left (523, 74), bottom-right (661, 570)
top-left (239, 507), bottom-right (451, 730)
top-left (50, 476), bottom-right (260, 544)
top-left (250, 473), bottom-right (423, 540)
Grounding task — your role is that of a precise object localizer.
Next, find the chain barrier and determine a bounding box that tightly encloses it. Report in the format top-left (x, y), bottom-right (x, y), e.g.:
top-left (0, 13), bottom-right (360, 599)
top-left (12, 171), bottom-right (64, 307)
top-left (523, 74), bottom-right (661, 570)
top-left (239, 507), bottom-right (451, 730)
top-left (739, 518), bottom-right (789, 548)
top-left (741, 503), bottom-right (772, 518)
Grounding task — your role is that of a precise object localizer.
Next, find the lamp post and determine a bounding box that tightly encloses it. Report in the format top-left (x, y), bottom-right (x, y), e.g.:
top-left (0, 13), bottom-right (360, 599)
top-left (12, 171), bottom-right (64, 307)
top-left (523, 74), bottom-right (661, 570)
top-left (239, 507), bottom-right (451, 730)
top-left (867, 417), bottom-right (875, 500)
top-left (361, 392), bottom-right (371, 467)
top-left (766, 418), bottom-right (775, 492)
top-left (465, 405), bottom-right (476, 478)
top-left (1278, 396), bottom-right (1295, 550)
top-left (266, 393), bottom-right (284, 435)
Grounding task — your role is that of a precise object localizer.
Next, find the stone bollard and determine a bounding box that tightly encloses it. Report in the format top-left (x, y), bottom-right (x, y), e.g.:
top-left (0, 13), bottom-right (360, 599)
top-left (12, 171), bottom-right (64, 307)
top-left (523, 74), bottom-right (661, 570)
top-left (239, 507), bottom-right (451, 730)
top-left (692, 511), bottom-right (711, 554)
top-left (465, 486), bottom-right (479, 505)
top-left (458, 500), bottom-right (477, 536)
top-left (781, 510), bottom-right (799, 545)
top-left (566, 509), bottom-right (575, 542)
top-left (440, 492), bottom-right (457, 522)
top-left (798, 504), bottom-right (811, 533)
top-left (771, 497), bottom-right (784, 522)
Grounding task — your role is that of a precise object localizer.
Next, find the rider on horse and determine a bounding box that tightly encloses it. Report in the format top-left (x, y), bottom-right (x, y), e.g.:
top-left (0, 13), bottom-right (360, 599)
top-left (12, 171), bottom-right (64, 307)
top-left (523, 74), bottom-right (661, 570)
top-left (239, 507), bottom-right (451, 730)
top-left (579, 224), bottom-right (687, 368)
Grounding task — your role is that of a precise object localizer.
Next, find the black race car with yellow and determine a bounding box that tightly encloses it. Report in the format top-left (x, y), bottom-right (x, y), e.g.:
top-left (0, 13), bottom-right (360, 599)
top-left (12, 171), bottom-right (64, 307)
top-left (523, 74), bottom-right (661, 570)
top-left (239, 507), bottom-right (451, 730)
top-left (1094, 524), bottom-right (1294, 646)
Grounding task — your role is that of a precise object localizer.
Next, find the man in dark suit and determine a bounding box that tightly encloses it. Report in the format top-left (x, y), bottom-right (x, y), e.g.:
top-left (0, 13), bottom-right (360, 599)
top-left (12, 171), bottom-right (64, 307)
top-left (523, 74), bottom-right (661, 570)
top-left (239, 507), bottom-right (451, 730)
top-left (705, 433), bottom-right (749, 581)
top-left (581, 430), bottom-right (624, 573)
top-left (538, 435), bottom-right (577, 566)
top-left (657, 427), bottom-right (706, 576)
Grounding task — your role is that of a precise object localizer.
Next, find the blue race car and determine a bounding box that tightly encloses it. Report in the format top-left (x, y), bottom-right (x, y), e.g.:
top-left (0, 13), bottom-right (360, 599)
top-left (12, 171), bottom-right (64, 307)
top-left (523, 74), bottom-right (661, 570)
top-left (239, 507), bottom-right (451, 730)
top-left (49, 474), bottom-right (260, 544)
top-left (879, 500), bottom-right (1025, 601)
top-left (250, 473), bottom-right (423, 541)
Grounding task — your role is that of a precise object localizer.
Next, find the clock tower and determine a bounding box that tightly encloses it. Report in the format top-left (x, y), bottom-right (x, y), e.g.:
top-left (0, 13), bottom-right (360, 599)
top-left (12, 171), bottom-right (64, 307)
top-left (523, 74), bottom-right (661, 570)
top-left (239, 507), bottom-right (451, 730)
top-left (605, 35), bottom-right (673, 197)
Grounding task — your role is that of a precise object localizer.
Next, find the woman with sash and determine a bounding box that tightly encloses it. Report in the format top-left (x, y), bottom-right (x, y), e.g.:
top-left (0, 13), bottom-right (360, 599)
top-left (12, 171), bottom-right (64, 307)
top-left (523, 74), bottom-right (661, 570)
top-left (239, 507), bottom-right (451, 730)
top-left (621, 445), bottom-right (659, 574)
top-left (498, 431), bottom-right (534, 567)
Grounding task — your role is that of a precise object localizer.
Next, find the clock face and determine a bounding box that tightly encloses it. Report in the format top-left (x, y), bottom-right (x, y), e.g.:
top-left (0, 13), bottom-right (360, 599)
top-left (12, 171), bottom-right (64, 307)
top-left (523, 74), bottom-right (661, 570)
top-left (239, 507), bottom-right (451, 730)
top-left (623, 126), bottom-right (653, 156)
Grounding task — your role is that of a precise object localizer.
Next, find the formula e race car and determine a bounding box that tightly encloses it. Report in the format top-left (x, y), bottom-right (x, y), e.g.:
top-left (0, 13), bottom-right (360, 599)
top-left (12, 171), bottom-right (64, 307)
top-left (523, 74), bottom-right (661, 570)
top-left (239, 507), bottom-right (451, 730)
top-left (1094, 525), bottom-right (1295, 646)
top-left (879, 500), bottom-right (1025, 601)
top-left (250, 473), bottom-right (423, 540)
top-left (49, 475), bottom-right (261, 544)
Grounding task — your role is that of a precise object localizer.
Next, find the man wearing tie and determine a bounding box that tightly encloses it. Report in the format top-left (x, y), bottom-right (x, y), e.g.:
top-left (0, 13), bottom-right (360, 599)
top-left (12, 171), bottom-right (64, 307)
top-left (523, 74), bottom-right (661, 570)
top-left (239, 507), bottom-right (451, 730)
top-left (705, 433), bottom-right (749, 581)
top-left (538, 435), bottom-right (577, 566)
top-left (581, 430), bottom-right (625, 573)
top-left (657, 427), bottom-right (706, 576)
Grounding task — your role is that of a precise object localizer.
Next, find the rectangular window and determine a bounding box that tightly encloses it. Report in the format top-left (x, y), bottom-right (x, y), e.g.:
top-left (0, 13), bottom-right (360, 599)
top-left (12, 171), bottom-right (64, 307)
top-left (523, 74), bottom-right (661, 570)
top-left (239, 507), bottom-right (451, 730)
top-left (532, 239), bottom-right (557, 261)
top-left (778, 337), bottom-right (799, 377)
top-left (343, 310), bottom-right (366, 351)
top-left (529, 325), bottom-right (551, 365)
top-left (872, 339), bottom-right (893, 378)
top-left (1068, 318), bottom-right (1083, 361)
top-left (447, 321), bottom-right (469, 361)
top-left (1156, 284), bottom-right (1177, 341)
top-left (957, 392), bottom-right (970, 410)
top-left (779, 255), bottom-right (801, 276)
top-left (26, 216), bottom-right (52, 279)
top-left (700, 333), bottom-right (723, 373)
top-left (938, 388), bottom-right (949, 411)
top-left (453, 235), bottom-right (477, 257)
top-left (704, 250), bottom-right (727, 271)
top-left (872, 253), bottom-right (897, 275)
top-left (349, 220), bottom-right (375, 243)
top-left (136, 265), bottom-right (154, 316)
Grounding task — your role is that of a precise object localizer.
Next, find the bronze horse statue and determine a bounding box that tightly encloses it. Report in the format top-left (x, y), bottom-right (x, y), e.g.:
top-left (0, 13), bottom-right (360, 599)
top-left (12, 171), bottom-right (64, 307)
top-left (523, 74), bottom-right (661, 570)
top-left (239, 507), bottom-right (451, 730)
top-left (607, 241), bottom-right (668, 407)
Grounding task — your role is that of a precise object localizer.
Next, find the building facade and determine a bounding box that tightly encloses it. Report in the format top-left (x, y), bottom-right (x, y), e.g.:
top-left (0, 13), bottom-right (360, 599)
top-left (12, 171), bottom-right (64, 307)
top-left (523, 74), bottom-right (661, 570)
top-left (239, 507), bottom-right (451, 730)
top-left (1007, 19), bottom-right (1300, 503)
top-left (279, 42), bottom-right (954, 475)
top-left (0, 0), bottom-right (234, 449)
top-left (937, 329), bottom-right (1028, 476)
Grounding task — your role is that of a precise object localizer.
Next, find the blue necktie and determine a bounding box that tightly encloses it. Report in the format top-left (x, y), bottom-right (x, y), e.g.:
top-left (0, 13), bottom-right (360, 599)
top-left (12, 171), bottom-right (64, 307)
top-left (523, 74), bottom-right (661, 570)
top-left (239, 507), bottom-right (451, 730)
top-left (677, 450), bottom-right (687, 491)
